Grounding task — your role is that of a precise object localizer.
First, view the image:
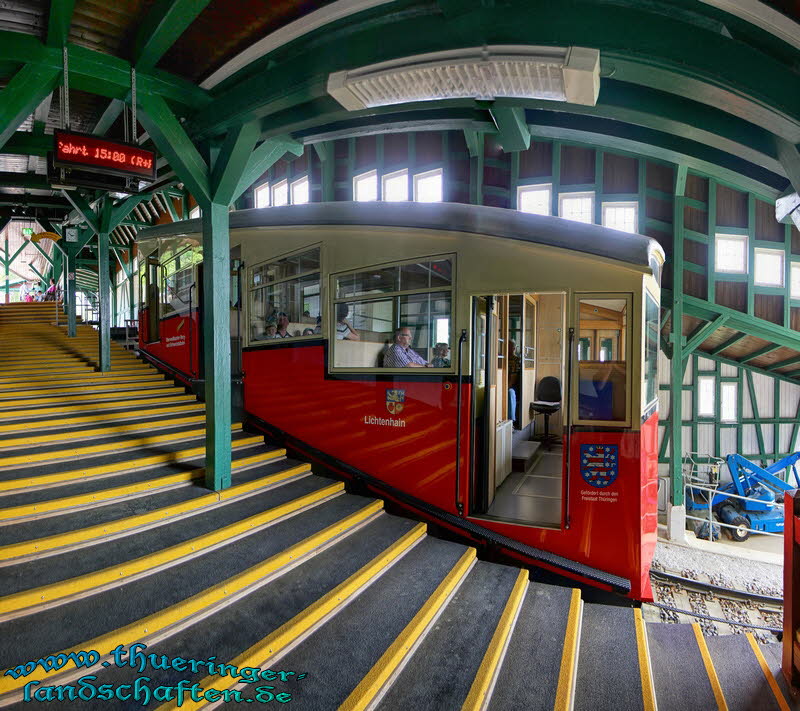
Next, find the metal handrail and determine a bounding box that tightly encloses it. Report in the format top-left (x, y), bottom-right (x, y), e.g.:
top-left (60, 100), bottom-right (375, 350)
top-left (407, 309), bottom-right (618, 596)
top-left (685, 482), bottom-right (784, 538)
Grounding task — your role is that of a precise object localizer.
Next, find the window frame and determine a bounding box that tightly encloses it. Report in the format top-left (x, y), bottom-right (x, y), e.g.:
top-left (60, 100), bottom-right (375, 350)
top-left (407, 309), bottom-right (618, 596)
top-left (714, 233), bottom-right (748, 274)
top-left (517, 183), bottom-right (552, 216)
top-left (254, 181), bottom-right (270, 208)
top-left (329, 253), bottom-right (456, 373)
top-left (572, 292), bottom-right (633, 428)
top-left (188, 206), bottom-right (201, 220)
top-left (271, 179), bottom-right (289, 207)
top-left (247, 243), bottom-right (322, 347)
top-left (353, 169), bottom-right (378, 202)
top-left (290, 175), bottom-right (310, 205)
top-left (559, 191), bottom-right (595, 224)
top-left (382, 168), bottom-right (409, 202)
top-left (413, 168), bottom-right (444, 203)
top-left (601, 201), bottom-right (638, 233)
top-left (753, 247), bottom-right (785, 287)
top-left (642, 288), bottom-right (659, 413)
top-left (697, 375), bottom-right (716, 417)
top-left (791, 262), bottom-right (800, 300)
top-left (720, 381), bottom-right (738, 422)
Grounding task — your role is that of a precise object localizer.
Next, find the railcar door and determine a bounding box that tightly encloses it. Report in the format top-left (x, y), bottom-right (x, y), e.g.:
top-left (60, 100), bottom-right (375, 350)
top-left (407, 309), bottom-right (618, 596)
top-left (145, 256), bottom-right (159, 342)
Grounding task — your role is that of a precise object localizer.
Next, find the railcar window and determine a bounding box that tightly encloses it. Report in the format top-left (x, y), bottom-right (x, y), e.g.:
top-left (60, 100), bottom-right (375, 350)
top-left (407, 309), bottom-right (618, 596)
top-left (161, 249), bottom-right (198, 317)
top-left (577, 297), bottom-right (629, 422)
top-left (644, 291), bottom-right (659, 408)
top-left (332, 256), bottom-right (454, 369)
top-left (249, 247), bottom-right (321, 342)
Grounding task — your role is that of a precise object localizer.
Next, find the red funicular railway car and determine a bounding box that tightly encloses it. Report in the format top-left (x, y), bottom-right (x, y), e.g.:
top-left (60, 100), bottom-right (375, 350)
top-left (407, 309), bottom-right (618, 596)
top-left (137, 202), bottom-right (664, 600)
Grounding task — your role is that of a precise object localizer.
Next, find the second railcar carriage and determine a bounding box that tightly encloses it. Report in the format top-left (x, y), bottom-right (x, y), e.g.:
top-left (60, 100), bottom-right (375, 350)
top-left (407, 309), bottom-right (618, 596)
top-left (136, 202), bottom-right (664, 600)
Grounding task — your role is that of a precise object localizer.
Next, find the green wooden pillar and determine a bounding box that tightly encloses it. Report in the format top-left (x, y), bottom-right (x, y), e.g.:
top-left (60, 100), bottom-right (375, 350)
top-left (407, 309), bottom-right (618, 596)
top-left (98, 201), bottom-right (112, 371)
top-left (66, 241), bottom-right (77, 337)
top-left (129, 245), bottom-right (136, 321)
top-left (670, 166), bottom-right (687, 506)
top-left (202, 202), bottom-right (232, 490)
top-left (4, 234), bottom-right (8, 303)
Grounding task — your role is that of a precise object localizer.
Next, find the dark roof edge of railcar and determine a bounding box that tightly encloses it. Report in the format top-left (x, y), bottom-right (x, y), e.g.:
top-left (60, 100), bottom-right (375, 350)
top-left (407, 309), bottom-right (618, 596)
top-left (137, 201), bottom-right (664, 275)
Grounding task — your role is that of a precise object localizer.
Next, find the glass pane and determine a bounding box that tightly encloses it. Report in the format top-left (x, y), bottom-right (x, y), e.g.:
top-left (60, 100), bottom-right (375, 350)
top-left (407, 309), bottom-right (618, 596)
top-left (577, 298), bottom-right (627, 421)
top-left (333, 298), bottom-right (394, 368)
top-left (561, 195), bottom-right (593, 223)
top-left (429, 258), bottom-right (452, 287)
top-left (644, 292), bottom-right (658, 406)
top-left (354, 172), bottom-right (377, 202)
top-left (272, 181), bottom-right (288, 207)
top-left (254, 184), bottom-right (270, 208)
top-left (291, 177), bottom-right (309, 205)
top-left (337, 265), bottom-right (399, 298)
top-left (250, 273), bottom-right (321, 341)
top-left (716, 236), bottom-right (746, 272)
top-left (519, 186), bottom-right (550, 215)
top-left (383, 171), bottom-right (408, 201)
top-left (754, 250), bottom-right (783, 286)
top-left (415, 171), bottom-right (443, 202)
top-left (400, 262), bottom-right (431, 291)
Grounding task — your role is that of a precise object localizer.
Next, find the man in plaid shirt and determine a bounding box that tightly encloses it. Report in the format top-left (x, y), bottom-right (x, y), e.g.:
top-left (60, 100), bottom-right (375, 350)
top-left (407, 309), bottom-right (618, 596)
top-left (384, 327), bottom-right (431, 368)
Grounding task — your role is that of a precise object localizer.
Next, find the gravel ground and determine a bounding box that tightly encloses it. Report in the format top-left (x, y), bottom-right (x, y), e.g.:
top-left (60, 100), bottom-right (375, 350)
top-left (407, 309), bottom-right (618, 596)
top-left (652, 539), bottom-right (783, 596)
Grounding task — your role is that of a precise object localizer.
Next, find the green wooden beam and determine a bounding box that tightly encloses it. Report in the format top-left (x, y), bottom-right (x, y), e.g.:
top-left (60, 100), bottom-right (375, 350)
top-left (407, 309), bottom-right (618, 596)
top-left (739, 344), bottom-right (782, 363)
top-left (231, 135), bottom-right (303, 204)
top-left (312, 142), bottom-right (334, 202)
top-left (211, 121), bottom-right (260, 206)
top-left (46, 0), bottom-right (75, 47)
top-left (709, 332), bottom-right (746, 356)
top-left (28, 239), bottom-right (54, 268)
top-left (61, 191), bottom-right (99, 233)
top-left (0, 63), bottom-right (62, 152)
top-left (92, 98), bottom-right (126, 136)
top-left (682, 315), bottom-right (728, 361)
top-left (490, 106), bottom-right (531, 153)
top-left (138, 92), bottom-right (211, 205)
top-left (0, 172), bottom-right (54, 190)
top-left (463, 130), bottom-right (481, 158)
top-left (2, 133), bottom-right (52, 157)
top-left (159, 191), bottom-right (180, 222)
top-left (776, 137), bottom-right (800, 195)
top-left (134, 0), bottom-right (212, 72)
top-left (767, 355), bottom-right (800, 371)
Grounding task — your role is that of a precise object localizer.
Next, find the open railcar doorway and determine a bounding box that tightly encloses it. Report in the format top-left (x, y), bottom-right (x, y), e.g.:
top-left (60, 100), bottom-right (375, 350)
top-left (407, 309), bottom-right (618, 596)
top-left (471, 292), bottom-right (566, 529)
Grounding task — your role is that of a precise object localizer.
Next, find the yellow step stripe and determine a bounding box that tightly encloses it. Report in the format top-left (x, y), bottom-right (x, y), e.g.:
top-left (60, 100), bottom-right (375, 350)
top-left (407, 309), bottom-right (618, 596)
top-left (462, 568), bottom-right (528, 711)
top-left (0, 384), bottom-right (178, 407)
top-left (0, 501), bottom-right (385, 698)
top-left (692, 623), bottom-right (728, 711)
top-left (0, 413), bottom-right (206, 449)
top-left (0, 376), bottom-right (165, 396)
top-left (341, 548), bottom-right (475, 711)
top-left (0, 481), bottom-right (343, 617)
top-left (0, 423), bottom-right (241, 469)
top-left (0, 369), bottom-right (151, 387)
top-left (0, 441), bottom-right (272, 521)
top-left (553, 588), bottom-right (583, 711)
top-left (0, 462), bottom-right (307, 561)
top-left (0, 394), bottom-right (196, 421)
top-left (633, 608), bottom-right (657, 711)
top-left (745, 633), bottom-right (791, 711)
top-left (158, 520), bottom-right (427, 711)
top-left (0, 429), bottom-right (255, 493)
top-left (0, 403), bottom-right (204, 432)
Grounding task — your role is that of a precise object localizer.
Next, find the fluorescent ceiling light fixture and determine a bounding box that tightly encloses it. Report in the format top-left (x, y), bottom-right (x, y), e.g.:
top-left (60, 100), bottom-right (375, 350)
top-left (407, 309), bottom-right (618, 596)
top-left (328, 45), bottom-right (600, 110)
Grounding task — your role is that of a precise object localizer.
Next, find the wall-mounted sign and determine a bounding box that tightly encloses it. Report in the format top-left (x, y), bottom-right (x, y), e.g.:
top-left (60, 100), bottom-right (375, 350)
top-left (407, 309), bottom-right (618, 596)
top-left (53, 131), bottom-right (156, 181)
top-left (21, 227), bottom-right (33, 237)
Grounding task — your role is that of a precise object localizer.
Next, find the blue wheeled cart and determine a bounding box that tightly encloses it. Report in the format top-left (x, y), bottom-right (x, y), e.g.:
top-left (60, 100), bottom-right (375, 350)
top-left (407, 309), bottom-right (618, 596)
top-left (686, 452), bottom-right (800, 542)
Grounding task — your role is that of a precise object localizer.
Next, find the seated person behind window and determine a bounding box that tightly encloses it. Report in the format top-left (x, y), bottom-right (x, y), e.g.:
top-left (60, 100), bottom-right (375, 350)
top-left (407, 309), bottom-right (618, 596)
top-left (313, 315), bottom-right (322, 334)
top-left (302, 327), bottom-right (315, 336)
top-left (335, 303), bottom-right (360, 341)
top-left (431, 342), bottom-right (450, 368)
top-left (264, 323), bottom-right (277, 339)
top-left (384, 327), bottom-right (431, 368)
top-left (275, 312), bottom-right (291, 338)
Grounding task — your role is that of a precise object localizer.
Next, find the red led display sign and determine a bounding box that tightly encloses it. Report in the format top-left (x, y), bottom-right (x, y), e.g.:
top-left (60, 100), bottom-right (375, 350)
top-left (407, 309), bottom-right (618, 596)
top-left (53, 131), bottom-right (156, 181)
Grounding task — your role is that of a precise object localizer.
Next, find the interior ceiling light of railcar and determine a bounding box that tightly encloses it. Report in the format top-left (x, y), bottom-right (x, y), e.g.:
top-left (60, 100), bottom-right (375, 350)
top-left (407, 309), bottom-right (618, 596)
top-left (327, 46), bottom-right (600, 110)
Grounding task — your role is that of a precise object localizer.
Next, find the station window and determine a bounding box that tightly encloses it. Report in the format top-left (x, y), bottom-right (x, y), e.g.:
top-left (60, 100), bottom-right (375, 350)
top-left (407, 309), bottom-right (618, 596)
top-left (254, 182), bottom-right (270, 208)
top-left (792, 262), bottom-right (800, 299)
top-left (272, 179), bottom-right (289, 207)
top-left (754, 247), bottom-right (784, 287)
top-left (602, 202), bottom-right (638, 233)
top-left (413, 168), bottom-right (443, 203)
top-left (189, 206), bottom-right (201, 220)
top-left (721, 382), bottom-right (738, 422)
top-left (697, 376), bottom-right (715, 417)
top-left (576, 295), bottom-right (629, 423)
top-left (517, 184), bottom-right (551, 216)
top-left (291, 176), bottom-right (310, 205)
top-left (382, 169), bottom-right (409, 201)
top-left (559, 192), bottom-right (594, 224)
top-left (249, 246), bottom-right (321, 343)
top-left (332, 256), bottom-right (453, 369)
top-left (715, 234), bottom-right (747, 273)
top-left (354, 170), bottom-right (378, 202)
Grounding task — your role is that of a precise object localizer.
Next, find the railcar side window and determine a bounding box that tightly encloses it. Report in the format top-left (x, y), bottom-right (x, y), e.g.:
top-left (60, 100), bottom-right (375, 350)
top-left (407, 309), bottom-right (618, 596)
top-left (332, 256), bottom-right (454, 369)
top-left (577, 296), bottom-right (630, 422)
top-left (643, 291), bottom-right (659, 409)
top-left (161, 247), bottom-right (199, 317)
top-left (249, 247), bottom-right (321, 342)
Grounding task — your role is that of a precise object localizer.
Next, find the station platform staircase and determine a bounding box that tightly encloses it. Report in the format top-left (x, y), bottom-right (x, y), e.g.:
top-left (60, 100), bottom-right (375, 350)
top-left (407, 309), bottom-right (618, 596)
top-left (0, 304), bottom-right (796, 710)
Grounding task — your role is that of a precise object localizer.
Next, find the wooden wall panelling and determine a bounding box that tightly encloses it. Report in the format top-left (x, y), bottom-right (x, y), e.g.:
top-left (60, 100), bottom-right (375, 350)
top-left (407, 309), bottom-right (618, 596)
top-left (602, 152), bottom-right (638, 193)
top-left (519, 140), bottom-right (552, 179)
top-left (686, 173), bottom-right (709, 202)
top-left (355, 135), bottom-right (377, 170)
top-left (755, 294), bottom-right (785, 325)
top-left (646, 161), bottom-right (674, 193)
top-left (560, 144), bottom-right (595, 185)
top-left (715, 281), bottom-right (747, 312)
top-left (756, 198), bottom-right (784, 242)
top-left (716, 183), bottom-right (748, 228)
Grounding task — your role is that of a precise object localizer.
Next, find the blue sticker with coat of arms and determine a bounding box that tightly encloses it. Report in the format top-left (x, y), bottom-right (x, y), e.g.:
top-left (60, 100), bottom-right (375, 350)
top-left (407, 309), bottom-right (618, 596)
top-left (580, 444), bottom-right (619, 488)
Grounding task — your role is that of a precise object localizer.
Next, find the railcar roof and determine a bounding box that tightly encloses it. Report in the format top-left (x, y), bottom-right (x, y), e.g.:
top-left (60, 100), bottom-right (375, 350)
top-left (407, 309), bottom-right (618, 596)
top-left (137, 202), bottom-right (664, 274)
